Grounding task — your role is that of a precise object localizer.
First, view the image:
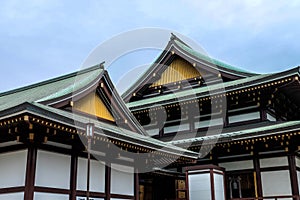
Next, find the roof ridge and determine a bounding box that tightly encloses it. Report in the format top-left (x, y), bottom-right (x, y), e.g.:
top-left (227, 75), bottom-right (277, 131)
top-left (170, 33), bottom-right (191, 48)
top-left (173, 39), bottom-right (257, 75)
top-left (0, 62), bottom-right (105, 97)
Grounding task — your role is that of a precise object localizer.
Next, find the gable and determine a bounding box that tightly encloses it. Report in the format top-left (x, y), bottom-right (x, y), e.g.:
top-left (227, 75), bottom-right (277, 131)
top-left (73, 92), bottom-right (115, 122)
top-left (151, 57), bottom-right (201, 87)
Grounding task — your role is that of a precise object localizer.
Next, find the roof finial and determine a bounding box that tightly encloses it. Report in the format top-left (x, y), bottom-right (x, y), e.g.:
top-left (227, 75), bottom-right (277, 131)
top-left (170, 33), bottom-right (177, 41)
top-left (99, 61), bottom-right (105, 70)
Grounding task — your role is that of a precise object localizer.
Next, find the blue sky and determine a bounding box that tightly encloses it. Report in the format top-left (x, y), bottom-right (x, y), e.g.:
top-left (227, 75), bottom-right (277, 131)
top-left (1, 0), bottom-right (300, 93)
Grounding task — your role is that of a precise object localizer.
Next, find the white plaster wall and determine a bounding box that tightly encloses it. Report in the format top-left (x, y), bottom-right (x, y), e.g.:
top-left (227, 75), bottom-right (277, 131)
top-left (35, 150), bottom-right (71, 189)
top-left (194, 118), bottom-right (223, 129)
top-left (0, 150), bottom-right (27, 188)
top-left (214, 173), bottom-right (225, 200)
top-left (261, 170), bottom-right (292, 196)
top-left (297, 171), bottom-right (300, 195)
top-left (295, 157), bottom-right (300, 168)
top-left (0, 192), bottom-right (24, 200)
top-left (34, 192), bottom-right (69, 200)
top-left (229, 112), bottom-right (260, 124)
top-left (260, 157), bottom-right (288, 168)
top-left (164, 123), bottom-right (189, 134)
top-left (76, 158), bottom-right (105, 192)
top-left (110, 164), bottom-right (134, 195)
top-left (188, 173), bottom-right (211, 200)
top-left (219, 160), bottom-right (253, 171)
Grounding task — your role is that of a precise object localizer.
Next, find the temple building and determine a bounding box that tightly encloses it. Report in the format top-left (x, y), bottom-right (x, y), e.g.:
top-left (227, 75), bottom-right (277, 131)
top-left (123, 34), bottom-right (300, 200)
top-left (0, 63), bottom-right (197, 200)
top-left (1, 34), bottom-right (300, 200)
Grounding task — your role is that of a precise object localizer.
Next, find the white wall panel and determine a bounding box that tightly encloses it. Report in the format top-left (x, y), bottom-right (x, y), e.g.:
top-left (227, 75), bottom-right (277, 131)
top-left (0, 150), bottom-right (27, 188)
top-left (214, 174), bottom-right (225, 200)
top-left (188, 173), bottom-right (211, 200)
top-left (219, 160), bottom-right (253, 171)
top-left (229, 112), bottom-right (260, 124)
top-left (297, 171), bottom-right (300, 195)
top-left (35, 150), bottom-right (70, 189)
top-left (111, 164), bottom-right (134, 195)
top-left (0, 192), bottom-right (24, 200)
top-left (77, 158), bottom-right (105, 192)
top-left (295, 157), bottom-right (300, 168)
top-left (261, 170), bottom-right (292, 196)
top-left (260, 157), bottom-right (288, 168)
top-left (34, 192), bottom-right (68, 200)
top-left (194, 118), bottom-right (223, 129)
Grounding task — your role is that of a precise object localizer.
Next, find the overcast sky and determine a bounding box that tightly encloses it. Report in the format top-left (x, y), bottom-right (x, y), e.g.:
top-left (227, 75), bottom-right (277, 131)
top-left (1, 0), bottom-right (300, 93)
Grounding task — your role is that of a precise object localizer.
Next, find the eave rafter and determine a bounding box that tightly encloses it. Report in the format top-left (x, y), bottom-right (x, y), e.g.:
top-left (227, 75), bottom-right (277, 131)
top-left (0, 113), bottom-right (195, 164)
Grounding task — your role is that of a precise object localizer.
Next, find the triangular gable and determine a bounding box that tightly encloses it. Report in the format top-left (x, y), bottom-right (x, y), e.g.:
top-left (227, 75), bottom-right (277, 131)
top-left (73, 92), bottom-right (115, 121)
top-left (122, 34), bottom-right (258, 103)
top-left (150, 57), bottom-right (201, 87)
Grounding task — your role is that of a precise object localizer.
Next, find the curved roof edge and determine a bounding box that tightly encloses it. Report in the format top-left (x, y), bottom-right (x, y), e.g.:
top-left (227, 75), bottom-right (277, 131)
top-left (122, 34), bottom-right (258, 101)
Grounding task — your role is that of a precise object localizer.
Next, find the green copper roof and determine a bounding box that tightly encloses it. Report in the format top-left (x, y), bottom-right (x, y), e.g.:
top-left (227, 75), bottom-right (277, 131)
top-left (169, 121), bottom-right (300, 146)
top-left (174, 40), bottom-right (256, 75)
top-left (127, 73), bottom-right (273, 109)
top-left (29, 102), bottom-right (197, 158)
top-left (0, 65), bottom-right (103, 111)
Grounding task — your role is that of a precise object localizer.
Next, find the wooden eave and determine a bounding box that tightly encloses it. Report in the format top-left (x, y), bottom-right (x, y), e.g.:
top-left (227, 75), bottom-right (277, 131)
top-left (122, 35), bottom-right (257, 102)
top-left (0, 102), bottom-right (197, 163)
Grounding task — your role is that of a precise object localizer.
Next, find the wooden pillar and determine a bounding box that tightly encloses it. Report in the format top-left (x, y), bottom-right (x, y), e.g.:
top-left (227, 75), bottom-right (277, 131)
top-left (24, 146), bottom-right (37, 200)
top-left (105, 163), bottom-right (111, 200)
top-left (260, 108), bottom-right (267, 121)
top-left (210, 169), bottom-right (215, 200)
top-left (288, 154), bottom-right (299, 200)
top-left (253, 155), bottom-right (263, 198)
top-left (134, 168), bottom-right (139, 200)
top-left (69, 150), bottom-right (78, 200)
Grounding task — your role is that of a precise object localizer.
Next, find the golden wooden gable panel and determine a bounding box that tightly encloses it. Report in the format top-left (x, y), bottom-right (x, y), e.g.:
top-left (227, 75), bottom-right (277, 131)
top-left (151, 58), bottom-right (201, 87)
top-left (74, 92), bottom-right (115, 121)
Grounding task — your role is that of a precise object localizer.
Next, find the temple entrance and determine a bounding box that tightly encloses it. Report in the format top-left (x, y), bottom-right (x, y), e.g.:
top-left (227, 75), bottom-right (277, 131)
top-left (226, 171), bottom-right (256, 199)
top-left (139, 170), bottom-right (186, 200)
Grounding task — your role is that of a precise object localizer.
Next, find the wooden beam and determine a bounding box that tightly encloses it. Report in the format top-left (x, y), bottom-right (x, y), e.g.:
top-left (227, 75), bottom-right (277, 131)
top-left (105, 163), bottom-right (111, 200)
top-left (253, 155), bottom-right (263, 198)
top-left (288, 154), bottom-right (299, 200)
top-left (69, 150), bottom-right (78, 200)
top-left (24, 146), bottom-right (37, 200)
top-left (134, 168), bottom-right (139, 200)
top-left (210, 169), bottom-right (215, 200)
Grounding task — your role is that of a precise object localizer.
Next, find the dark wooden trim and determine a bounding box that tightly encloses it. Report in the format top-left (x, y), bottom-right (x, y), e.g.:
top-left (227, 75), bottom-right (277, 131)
top-left (134, 168), bottom-right (139, 200)
top-left (0, 144), bottom-right (27, 154)
top-left (69, 150), bottom-right (78, 200)
top-left (105, 163), bottom-right (111, 200)
top-left (185, 170), bottom-right (190, 200)
top-left (24, 146), bottom-right (37, 200)
top-left (225, 169), bottom-right (254, 174)
top-left (110, 193), bottom-right (135, 199)
top-left (210, 169), bottom-right (215, 200)
top-left (260, 108), bottom-right (267, 121)
top-left (253, 156), bottom-right (262, 198)
top-left (186, 164), bottom-right (224, 172)
top-left (0, 186), bottom-right (24, 194)
top-left (34, 186), bottom-right (70, 194)
top-left (76, 190), bottom-right (105, 198)
top-left (260, 166), bottom-right (289, 172)
top-left (288, 154), bottom-right (299, 200)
